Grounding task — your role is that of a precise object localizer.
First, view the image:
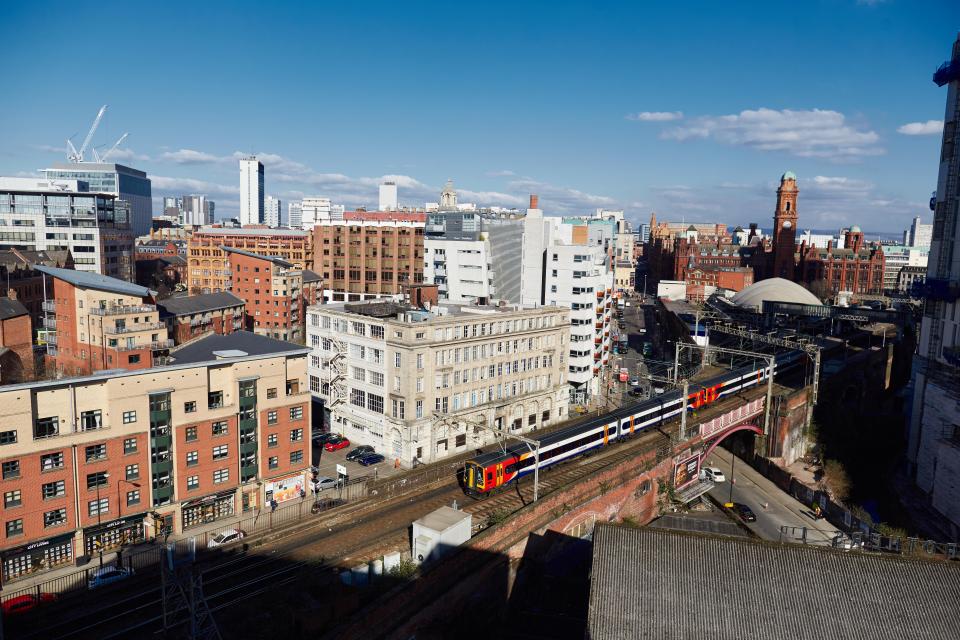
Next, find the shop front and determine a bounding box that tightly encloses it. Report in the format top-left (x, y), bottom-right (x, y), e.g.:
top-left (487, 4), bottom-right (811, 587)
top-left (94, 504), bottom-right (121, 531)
top-left (2, 532), bottom-right (76, 582)
top-left (83, 514), bottom-right (146, 556)
top-left (264, 473), bottom-right (306, 508)
top-left (181, 489), bottom-right (236, 530)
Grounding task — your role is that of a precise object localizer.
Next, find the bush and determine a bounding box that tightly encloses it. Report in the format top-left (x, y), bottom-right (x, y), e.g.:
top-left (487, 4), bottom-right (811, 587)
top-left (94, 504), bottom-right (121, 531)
top-left (821, 459), bottom-right (851, 503)
top-left (388, 558), bottom-right (418, 580)
top-left (486, 509), bottom-right (509, 527)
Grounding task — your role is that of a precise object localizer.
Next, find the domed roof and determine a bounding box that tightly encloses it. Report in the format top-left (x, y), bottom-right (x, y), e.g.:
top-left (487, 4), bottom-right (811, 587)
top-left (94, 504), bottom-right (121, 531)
top-left (849, 225), bottom-right (861, 233)
top-left (731, 277), bottom-right (823, 309)
top-left (781, 171), bottom-right (797, 181)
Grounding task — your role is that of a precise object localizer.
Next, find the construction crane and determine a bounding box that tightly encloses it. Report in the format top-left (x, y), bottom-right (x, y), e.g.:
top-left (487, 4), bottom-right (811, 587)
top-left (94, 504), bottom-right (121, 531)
top-left (66, 104), bottom-right (107, 163)
top-left (95, 132), bottom-right (129, 162)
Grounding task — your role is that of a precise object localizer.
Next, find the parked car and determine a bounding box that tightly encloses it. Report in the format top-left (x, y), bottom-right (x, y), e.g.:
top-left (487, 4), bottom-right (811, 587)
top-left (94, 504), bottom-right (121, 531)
top-left (700, 467), bottom-right (726, 483)
top-left (314, 476), bottom-right (339, 491)
top-left (358, 452), bottom-right (386, 466)
top-left (346, 445), bottom-right (375, 461)
top-left (324, 436), bottom-right (351, 452)
top-left (628, 387), bottom-right (645, 398)
top-left (629, 377), bottom-right (641, 386)
top-left (652, 385), bottom-right (665, 395)
top-left (207, 528), bottom-right (246, 549)
top-left (2, 593), bottom-right (57, 616)
top-left (312, 432), bottom-right (339, 445)
top-left (311, 497), bottom-right (346, 514)
top-left (728, 503), bottom-right (757, 523)
top-left (88, 566), bottom-right (133, 590)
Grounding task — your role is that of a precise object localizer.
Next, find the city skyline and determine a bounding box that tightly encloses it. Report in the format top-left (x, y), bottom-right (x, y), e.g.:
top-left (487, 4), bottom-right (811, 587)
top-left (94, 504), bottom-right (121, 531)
top-left (1, 1), bottom-right (958, 231)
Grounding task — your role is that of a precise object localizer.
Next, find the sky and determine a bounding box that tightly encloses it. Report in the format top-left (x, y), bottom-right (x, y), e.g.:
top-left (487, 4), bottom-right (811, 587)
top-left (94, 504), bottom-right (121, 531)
top-left (1, 0), bottom-right (958, 234)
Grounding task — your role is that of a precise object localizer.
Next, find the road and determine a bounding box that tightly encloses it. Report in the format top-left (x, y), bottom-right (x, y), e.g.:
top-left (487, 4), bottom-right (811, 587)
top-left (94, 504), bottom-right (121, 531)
top-left (706, 447), bottom-right (837, 545)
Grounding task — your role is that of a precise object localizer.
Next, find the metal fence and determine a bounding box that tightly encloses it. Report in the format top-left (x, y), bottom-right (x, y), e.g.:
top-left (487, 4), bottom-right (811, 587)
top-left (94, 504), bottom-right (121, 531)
top-left (368, 460), bottom-right (463, 499)
top-left (0, 476), bottom-right (370, 603)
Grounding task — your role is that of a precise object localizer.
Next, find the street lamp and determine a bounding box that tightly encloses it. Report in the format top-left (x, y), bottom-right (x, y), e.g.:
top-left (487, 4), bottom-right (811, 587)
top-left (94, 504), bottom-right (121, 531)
top-left (726, 452), bottom-right (737, 507)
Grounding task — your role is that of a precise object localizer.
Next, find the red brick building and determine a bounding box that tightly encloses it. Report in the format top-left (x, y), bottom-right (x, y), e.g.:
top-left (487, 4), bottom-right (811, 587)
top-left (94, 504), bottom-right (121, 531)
top-left (342, 210), bottom-right (427, 223)
top-left (0, 249), bottom-right (73, 333)
top-left (0, 298), bottom-right (34, 382)
top-left (135, 255), bottom-right (188, 296)
top-left (224, 248), bottom-right (307, 342)
top-left (187, 227), bottom-right (310, 295)
top-left (158, 292), bottom-right (246, 345)
top-left (797, 227), bottom-right (886, 295)
top-left (35, 265), bottom-right (172, 376)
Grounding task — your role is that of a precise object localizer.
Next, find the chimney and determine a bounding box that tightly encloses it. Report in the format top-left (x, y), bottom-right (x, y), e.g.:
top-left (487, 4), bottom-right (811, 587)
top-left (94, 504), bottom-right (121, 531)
top-left (529, 194), bottom-right (539, 210)
top-left (7, 288), bottom-right (16, 300)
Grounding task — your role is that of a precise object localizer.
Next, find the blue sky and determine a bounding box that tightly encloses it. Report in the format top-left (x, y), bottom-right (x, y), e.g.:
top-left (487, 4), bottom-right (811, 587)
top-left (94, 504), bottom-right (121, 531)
top-left (1, 0), bottom-right (957, 233)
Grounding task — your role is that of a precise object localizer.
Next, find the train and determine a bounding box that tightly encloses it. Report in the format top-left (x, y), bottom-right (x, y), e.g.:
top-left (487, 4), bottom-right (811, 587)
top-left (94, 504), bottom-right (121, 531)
top-left (461, 350), bottom-right (806, 497)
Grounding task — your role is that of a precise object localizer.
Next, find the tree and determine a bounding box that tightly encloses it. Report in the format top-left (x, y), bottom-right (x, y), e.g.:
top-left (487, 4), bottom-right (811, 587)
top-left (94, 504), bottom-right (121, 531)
top-left (821, 459), bottom-right (851, 503)
top-left (805, 279), bottom-right (831, 302)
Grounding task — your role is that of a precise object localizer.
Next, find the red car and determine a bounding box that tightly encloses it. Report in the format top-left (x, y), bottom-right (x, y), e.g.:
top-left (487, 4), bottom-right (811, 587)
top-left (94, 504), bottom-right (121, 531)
top-left (2, 593), bottom-right (57, 616)
top-left (324, 436), bottom-right (350, 452)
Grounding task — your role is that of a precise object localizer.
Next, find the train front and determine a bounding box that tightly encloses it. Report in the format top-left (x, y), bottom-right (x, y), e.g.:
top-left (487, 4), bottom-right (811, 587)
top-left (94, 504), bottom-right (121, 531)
top-left (462, 459), bottom-right (486, 497)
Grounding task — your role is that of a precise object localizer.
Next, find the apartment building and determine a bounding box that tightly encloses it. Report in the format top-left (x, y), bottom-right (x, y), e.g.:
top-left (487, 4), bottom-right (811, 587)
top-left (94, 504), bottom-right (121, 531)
top-left (0, 177), bottom-right (135, 282)
top-left (0, 298), bottom-right (33, 383)
top-left (311, 219), bottom-right (424, 302)
top-left (0, 332), bottom-right (310, 583)
top-left (157, 292), bottom-right (246, 345)
top-left (187, 227), bottom-right (311, 294)
top-left (37, 265), bottom-right (173, 377)
top-left (224, 248), bottom-right (305, 342)
top-left (307, 300), bottom-right (570, 466)
top-left (0, 249), bottom-right (73, 332)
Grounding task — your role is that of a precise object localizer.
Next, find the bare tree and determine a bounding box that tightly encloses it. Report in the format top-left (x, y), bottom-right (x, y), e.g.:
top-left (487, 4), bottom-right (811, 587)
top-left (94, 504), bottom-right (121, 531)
top-left (821, 459), bottom-right (851, 503)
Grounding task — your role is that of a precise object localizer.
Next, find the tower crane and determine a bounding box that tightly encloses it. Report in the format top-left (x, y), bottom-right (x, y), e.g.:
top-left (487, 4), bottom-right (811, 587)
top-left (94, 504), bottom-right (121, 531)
top-left (66, 104), bottom-right (107, 163)
top-left (96, 132), bottom-right (129, 163)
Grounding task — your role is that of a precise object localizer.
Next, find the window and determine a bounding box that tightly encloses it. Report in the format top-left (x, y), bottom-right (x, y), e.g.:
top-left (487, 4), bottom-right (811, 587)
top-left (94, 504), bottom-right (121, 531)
top-left (208, 391), bottom-right (224, 409)
top-left (185, 426), bottom-right (198, 442)
top-left (268, 456), bottom-right (279, 470)
top-left (213, 469), bottom-right (229, 484)
top-left (44, 508), bottom-right (67, 528)
top-left (186, 451), bottom-right (199, 466)
top-left (184, 401), bottom-right (197, 413)
top-left (290, 428), bottom-right (303, 442)
top-left (350, 389), bottom-right (366, 408)
top-left (290, 406), bottom-right (303, 421)
top-left (290, 450), bottom-right (304, 464)
top-left (42, 480), bottom-right (65, 500)
top-left (80, 410), bottom-right (102, 431)
top-left (187, 475), bottom-right (199, 490)
top-left (41, 452), bottom-right (64, 471)
top-left (368, 394), bottom-right (384, 414)
top-left (267, 410), bottom-right (278, 425)
top-left (86, 472), bottom-right (109, 490)
top-left (286, 379), bottom-right (300, 395)
top-left (0, 430), bottom-right (17, 445)
top-left (34, 416), bottom-right (58, 439)
top-left (1, 460), bottom-right (19, 480)
top-left (416, 400), bottom-right (423, 419)
top-left (6, 519), bottom-right (23, 538)
top-left (416, 353), bottom-right (424, 369)
top-left (4, 490), bottom-right (21, 508)
top-left (212, 421), bottom-right (228, 436)
top-left (126, 490), bottom-right (140, 506)
top-left (267, 433), bottom-right (278, 448)
top-left (455, 434), bottom-right (467, 447)
top-left (212, 445), bottom-right (229, 460)
top-left (394, 353), bottom-right (401, 368)
top-left (88, 498), bottom-right (109, 517)
top-left (371, 325), bottom-right (384, 339)
top-left (85, 444), bottom-right (106, 462)
top-left (392, 399), bottom-right (405, 419)
top-left (123, 438), bottom-right (138, 454)
top-left (267, 387), bottom-right (278, 399)
top-left (370, 371), bottom-right (384, 387)
top-left (128, 354), bottom-right (140, 364)
top-left (123, 410), bottom-right (137, 424)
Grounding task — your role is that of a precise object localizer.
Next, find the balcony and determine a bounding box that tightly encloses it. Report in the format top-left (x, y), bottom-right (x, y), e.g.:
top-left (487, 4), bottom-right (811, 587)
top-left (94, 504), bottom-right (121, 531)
top-left (104, 322), bottom-right (165, 335)
top-left (89, 304), bottom-right (156, 316)
top-left (45, 332), bottom-right (58, 345)
top-left (42, 300), bottom-right (56, 312)
top-left (115, 339), bottom-right (174, 352)
top-left (42, 316), bottom-right (57, 329)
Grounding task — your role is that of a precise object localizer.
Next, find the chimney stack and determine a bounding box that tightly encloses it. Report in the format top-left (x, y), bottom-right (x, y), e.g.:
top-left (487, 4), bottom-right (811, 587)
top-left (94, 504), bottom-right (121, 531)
top-left (529, 194), bottom-right (539, 209)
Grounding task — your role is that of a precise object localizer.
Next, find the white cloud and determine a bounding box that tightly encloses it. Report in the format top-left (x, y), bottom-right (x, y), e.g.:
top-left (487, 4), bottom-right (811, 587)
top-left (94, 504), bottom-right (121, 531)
top-left (159, 149), bottom-right (230, 164)
top-left (897, 120), bottom-right (943, 136)
top-left (32, 144), bottom-right (70, 154)
top-left (100, 148), bottom-right (150, 162)
top-left (506, 177), bottom-right (618, 212)
top-left (626, 111), bottom-right (684, 122)
top-left (661, 108), bottom-right (882, 161)
top-left (150, 175), bottom-right (238, 197)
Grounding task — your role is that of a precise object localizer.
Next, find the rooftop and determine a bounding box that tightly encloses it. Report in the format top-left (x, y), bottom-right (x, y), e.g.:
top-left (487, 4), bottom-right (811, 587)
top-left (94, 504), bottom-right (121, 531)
top-left (158, 291), bottom-right (245, 317)
top-left (0, 298), bottom-right (29, 321)
top-left (327, 300), bottom-right (555, 322)
top-left (731, 277), bottom-right (822, 308)
top-left (167, 331), bottom-right (308, 365)
top-left (221, 247), bottom-right (294, 268)
top-left (301, 269), bottom-right (322, 284)
top-left (34, 264), bottom-right (155, 298)
top-left (414, 506), bottom-right (471, 532)
top-left (587, 524), bottom-right (960, 640)
top-left (195, 226), bottom-right (308, 237)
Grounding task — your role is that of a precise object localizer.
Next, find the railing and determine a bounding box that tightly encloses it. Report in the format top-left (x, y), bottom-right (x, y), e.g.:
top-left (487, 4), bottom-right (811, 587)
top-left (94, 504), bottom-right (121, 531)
top-left (42, 316), bottom-right (57, 329)
top-left (88, 304), bottom-right (156, 316)
top-left (104, 322), bottom-right (166, 335)
top-left (42, 300), bottom-right (56, 312)
top-left (114, 339), bottom-right (174, 352)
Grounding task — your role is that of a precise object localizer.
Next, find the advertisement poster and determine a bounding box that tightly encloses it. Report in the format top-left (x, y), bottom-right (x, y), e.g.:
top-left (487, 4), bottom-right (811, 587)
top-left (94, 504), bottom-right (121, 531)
top-left (265, 474), bottom-right (305, 505)
top-left (673, 455), bottom-right (700, 489)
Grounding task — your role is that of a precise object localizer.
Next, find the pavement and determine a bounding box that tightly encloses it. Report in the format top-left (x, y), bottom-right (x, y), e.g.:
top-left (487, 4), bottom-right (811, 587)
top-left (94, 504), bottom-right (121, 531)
top-left (706, 447), bottom-right (839, 546)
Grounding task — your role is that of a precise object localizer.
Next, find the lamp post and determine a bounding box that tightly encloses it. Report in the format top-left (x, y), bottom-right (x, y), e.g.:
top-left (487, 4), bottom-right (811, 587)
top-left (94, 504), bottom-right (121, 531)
top-left (726, 452), bottom-right (737, 507)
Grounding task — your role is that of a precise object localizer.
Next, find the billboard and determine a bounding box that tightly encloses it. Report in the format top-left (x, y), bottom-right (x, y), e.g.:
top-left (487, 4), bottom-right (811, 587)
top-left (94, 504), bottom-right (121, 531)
top-left (265, 473), bottom-right (306, 505)
top-left (673, 455), bottom-right (700, 489)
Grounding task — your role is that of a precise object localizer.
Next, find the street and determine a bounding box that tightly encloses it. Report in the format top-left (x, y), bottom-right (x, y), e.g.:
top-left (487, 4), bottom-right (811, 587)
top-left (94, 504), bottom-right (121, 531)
top-left (706, 447), bottom-right (837, 545)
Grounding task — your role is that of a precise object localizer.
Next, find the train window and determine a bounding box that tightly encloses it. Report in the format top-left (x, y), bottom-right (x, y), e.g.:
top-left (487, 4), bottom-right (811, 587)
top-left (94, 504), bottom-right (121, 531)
top-left (486, 471), bottom-right (494, 483)
top-left (505, 463), bottom-right (517, 474)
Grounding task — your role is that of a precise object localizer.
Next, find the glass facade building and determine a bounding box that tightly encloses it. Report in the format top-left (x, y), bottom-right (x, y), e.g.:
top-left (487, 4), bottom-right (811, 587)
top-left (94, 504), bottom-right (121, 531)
top-left (44, 163), bottom-right (152, 236)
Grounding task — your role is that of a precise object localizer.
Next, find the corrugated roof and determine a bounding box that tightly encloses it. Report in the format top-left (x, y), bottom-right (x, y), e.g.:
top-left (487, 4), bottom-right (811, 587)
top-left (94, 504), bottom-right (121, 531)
top-left (157, 292), bottom-right (245, 317)
top-left (168, 331), bottom-right (307, 364)
top-left (0, 298), bottom-right (28, 321)
top-left (587, 524), bottom-right (960, 640)
top-left (221, 246), bottom-right (294, 268)
top-left (34, 265), bottom-right (155, 297)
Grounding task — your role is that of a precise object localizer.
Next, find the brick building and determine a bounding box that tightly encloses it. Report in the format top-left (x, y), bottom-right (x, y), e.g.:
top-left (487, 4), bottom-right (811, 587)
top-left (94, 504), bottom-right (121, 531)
top-left (187, 227), bottom-right (310, 294)
top-left (312, 219), bottom-right (424, 302)
top-left (0, 249), bottom-right (73, 335)
top-left (797, 227), bottom-right (886, 296)
top-left (684, 266), bottom-right (754, 300)
top-left (36, 265), bottom-right (172, 376)
top-left (0, 332), bottom-right (310, 583)
top-left (0, 298), bottom-right (34, 383)
top-left (342, 210), bottom-right (427, 223)
top-left (134, 255), bottom-right (188, 296)
top-left (224, 248), bottom-right (307, 341)
top-left (157, 292), bottom-right (246, 345)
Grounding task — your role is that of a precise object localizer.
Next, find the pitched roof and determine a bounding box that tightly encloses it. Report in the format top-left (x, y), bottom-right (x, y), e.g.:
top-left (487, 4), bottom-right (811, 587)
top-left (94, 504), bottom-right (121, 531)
top-left (301, 269), bottom-right (322, 284)
top-left (33, 265), bottom-right (155, 297)
top-left (221, 246), bottom-right (294, 268)
top-left (0, 298), bottom-right (28, 321)
top-left (168, 331), bottom-right (307, 365)
top-left (587, 524), bottom-right (960, 640)
top-left (157, 292), bottom-right (245, 317)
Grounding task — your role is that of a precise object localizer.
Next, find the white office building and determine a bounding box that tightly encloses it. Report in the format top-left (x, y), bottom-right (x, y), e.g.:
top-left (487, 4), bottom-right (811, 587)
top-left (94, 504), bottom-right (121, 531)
top-left (43, 162), bottom-right (152, 236)
top-left (265, 195), bottom-right (282, 228)
top-left (379, 181), bottom-right (398, 211)
top-left (904, 216), bottom-right (933, 248)
top-left (307, 300), bottom-right (570, 465)
top-left (181, 194), bottom-right (214, 226)
top-left (301, 197), bottom-right (332, 230)
top-left (288, 201), bottom-right (302, 229)
top-left (239, 156), bottom-right (264, 226)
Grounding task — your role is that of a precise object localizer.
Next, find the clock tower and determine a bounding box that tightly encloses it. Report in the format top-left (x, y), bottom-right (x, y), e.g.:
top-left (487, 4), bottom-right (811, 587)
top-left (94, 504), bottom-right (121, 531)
top-left (772, 171), bottom-right (799, 280)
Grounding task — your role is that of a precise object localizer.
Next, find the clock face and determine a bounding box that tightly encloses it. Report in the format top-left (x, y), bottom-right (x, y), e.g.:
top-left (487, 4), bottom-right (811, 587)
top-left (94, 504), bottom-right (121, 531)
top-left (782, 221), bottom-right (793, 229)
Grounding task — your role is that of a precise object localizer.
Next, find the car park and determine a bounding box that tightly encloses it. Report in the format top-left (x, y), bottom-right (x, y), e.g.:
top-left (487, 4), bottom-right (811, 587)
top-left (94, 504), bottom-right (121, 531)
top-left (345, 445), bottom-right (375, 461)
top-left (88, 566), bottom-right (133, 590)
top-left (324, 436), bottom-right (351, 452)
top-left (2, 593), bottom-right (57, 616)
top-left (207, 528), bottom-right (246, 548)
top-left (358, 452), bottom-right (386, 466)
top-left (700, 467), bottom-right (726, 483)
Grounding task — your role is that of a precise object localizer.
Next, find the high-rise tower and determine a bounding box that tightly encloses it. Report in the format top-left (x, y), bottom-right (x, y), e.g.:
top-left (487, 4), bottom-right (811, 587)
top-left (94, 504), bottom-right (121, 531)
top-left (772, 171), bottom-right (799, 280)
top-left (239, 156), bottom-right (264, 226)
